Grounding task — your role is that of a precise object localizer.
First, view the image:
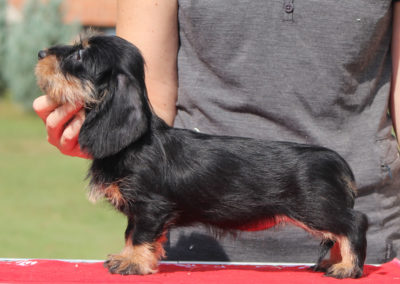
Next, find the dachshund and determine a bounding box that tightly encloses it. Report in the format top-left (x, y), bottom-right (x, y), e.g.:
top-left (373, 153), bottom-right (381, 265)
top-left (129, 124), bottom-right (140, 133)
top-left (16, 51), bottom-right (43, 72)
top-left (35, 35), bottom-right (368, 278)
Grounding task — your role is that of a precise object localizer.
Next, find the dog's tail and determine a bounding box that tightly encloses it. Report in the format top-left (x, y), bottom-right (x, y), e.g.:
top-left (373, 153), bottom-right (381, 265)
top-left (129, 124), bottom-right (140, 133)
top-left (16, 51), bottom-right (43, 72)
top-left (344, 175), bottom-right (357, 200)
top-left (335, 154), bottom-right (357, 206)
top-left (319, 148), bottom-right (357, 207)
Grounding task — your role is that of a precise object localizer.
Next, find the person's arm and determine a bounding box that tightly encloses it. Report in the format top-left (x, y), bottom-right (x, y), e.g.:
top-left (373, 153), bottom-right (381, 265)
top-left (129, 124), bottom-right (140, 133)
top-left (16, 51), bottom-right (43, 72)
top-left (117, 0), bottom-right (179, 126)
top-left (391, 2), bottom-right (400, 142)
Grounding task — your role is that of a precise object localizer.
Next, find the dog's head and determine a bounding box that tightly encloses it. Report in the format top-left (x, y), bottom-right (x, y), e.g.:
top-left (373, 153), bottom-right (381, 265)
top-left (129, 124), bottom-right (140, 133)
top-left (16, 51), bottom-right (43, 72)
top-left (35, 35), bottom-right (151, 159)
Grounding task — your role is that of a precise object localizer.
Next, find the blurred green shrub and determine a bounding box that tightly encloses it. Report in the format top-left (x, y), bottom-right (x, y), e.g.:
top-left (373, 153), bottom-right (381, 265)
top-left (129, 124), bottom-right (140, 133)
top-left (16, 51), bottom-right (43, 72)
top-left (2, 0), bottom-right (80, 109)
top-left (0, 0), bottom-right (7, 96)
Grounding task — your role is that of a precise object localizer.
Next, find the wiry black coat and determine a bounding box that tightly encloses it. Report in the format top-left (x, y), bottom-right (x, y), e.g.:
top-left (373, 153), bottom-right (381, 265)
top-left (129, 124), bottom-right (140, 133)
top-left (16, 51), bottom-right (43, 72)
top-left (37, 35), bottom-right (368, 278)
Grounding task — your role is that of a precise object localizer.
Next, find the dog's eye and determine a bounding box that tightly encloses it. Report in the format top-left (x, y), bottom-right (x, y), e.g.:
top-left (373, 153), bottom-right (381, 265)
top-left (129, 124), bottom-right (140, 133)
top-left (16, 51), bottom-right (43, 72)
top-left (74, 49), bottom-right (84, 61)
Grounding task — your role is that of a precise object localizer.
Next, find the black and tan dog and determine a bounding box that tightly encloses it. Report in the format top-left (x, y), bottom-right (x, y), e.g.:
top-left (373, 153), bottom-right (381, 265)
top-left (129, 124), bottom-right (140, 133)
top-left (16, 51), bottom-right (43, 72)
top-left (35, 35), bottom-right (368, 278)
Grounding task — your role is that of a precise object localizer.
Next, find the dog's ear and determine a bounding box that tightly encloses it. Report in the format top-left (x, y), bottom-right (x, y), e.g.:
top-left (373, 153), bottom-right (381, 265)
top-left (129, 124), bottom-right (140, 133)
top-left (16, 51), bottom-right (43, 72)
top-left (79, 74), bottom-right (149, 159)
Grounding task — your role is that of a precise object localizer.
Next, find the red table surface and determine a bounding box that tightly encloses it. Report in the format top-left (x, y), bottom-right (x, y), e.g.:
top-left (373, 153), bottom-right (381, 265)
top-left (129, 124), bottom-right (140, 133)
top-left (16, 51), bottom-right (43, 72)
top-left (0, 258), bottom-right (399, 284)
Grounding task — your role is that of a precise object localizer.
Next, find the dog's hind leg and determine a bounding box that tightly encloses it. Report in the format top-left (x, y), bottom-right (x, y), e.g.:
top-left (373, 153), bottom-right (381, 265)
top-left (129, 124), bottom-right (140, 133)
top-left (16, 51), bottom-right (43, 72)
top-left (324, 210), bottom-right (368, 279)
top-left (290, 206), bottom-right (367, 278)
top-left (312, 239), bottom-right (335, 272)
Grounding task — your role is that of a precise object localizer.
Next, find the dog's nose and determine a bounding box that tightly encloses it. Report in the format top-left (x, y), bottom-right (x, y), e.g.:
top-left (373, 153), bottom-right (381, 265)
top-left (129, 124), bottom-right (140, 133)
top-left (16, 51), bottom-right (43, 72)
top-left (38, 50), bottom-right (47, 60)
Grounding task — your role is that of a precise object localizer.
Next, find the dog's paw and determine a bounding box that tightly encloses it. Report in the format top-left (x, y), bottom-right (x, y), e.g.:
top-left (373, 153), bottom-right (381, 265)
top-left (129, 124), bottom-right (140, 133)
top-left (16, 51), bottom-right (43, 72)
top-left (324, 263), bottom-right (363, 279)
top-left (104, 254), bottom-right (157, 275)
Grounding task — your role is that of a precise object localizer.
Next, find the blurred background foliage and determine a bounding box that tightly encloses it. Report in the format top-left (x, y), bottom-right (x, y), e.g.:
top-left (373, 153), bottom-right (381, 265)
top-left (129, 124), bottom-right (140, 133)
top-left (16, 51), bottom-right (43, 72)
top-left (0, 0), bottom-right (7, 95)
top-left (1, 0), bottom-right (79, 109)
top-left (0, 0), bottom-right (125, 260)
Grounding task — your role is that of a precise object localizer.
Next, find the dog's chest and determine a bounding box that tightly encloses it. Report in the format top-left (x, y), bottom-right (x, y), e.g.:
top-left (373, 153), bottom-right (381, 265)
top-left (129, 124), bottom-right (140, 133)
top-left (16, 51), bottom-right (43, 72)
top-left (87, 158), bottom-right (131, 211)
top-left (88, 181), bottom-right (127, 211)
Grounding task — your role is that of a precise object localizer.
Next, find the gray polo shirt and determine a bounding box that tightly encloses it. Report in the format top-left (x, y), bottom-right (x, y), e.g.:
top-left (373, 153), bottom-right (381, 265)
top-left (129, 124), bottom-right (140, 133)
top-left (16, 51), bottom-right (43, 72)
top-left (169, 0), bottom-right (400, 263)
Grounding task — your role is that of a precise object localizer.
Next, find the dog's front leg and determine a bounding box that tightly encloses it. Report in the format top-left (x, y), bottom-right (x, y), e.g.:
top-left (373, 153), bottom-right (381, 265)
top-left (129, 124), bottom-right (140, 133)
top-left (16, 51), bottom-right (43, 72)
top-left (104, 215), bottom-right (168, 275)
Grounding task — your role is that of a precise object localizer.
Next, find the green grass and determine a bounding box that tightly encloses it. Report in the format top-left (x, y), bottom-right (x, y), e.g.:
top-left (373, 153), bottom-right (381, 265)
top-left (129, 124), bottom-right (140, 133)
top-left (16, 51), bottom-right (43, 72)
top-left (0, 98), bottom-right (126, 260)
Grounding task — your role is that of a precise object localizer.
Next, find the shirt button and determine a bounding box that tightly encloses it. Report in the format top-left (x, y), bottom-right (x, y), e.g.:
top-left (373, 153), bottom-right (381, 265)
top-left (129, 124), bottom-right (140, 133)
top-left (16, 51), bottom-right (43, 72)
top-left (285, 3), bottom-right (294, 13)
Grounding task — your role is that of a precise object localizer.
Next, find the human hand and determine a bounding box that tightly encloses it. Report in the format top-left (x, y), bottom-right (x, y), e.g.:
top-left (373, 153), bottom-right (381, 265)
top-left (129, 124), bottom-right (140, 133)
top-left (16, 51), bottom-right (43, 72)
top-left (33, 95), bottom-right (91, 159)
